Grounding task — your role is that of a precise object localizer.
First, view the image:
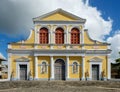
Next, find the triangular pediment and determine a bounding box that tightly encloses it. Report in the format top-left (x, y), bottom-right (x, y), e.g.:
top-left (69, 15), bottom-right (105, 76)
top-left (16, 57), bottom-right (29, 62)
top-left (33, 8), bottom-right (86, 22)
top-left (89, 57), bottom-right (103, 62)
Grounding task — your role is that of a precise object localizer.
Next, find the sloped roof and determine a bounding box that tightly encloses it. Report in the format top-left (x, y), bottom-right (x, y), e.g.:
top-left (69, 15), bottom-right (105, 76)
top-left (33, 8), bottom-right (86, 22)
top-left (0, 53), bottom-right (6, 61)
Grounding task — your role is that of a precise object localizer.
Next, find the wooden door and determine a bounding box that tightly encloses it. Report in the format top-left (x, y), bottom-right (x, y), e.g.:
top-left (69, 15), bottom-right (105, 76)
top-left (55, 59), bottom-right (65, 80)
top-left (20, 65), bottom-right (27, 80)
top-left (92, 65), bottom-right (99, 80)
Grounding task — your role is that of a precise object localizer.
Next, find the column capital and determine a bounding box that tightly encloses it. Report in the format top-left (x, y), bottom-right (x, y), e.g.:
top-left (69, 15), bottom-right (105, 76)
top-left (66, 56), bottom-right (69, 58)
top-left (81, 55), bottom-right (85, 58)
top-left (50, 56), bottom-right (53, 58)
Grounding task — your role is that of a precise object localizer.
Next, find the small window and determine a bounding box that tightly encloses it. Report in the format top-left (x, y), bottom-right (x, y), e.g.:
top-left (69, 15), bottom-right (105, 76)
top-left (41, 62), bottom-right (47, 74)
top-left (55, 27), bottom-right (64, 44)
top-left (73, 62), bottom-right (78, 74)
top-left (39, 27), bottom-right (49, 44)
top-left (71, 28), bottom-right (80, 44)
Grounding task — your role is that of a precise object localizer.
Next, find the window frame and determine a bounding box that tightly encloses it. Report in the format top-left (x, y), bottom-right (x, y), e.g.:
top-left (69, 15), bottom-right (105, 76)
top-left (71, 28), bottom-right (80, 44)
top-left (55, 27), bottom-right (64, 44)
top-left (39, 27), bottom-right (49, 44)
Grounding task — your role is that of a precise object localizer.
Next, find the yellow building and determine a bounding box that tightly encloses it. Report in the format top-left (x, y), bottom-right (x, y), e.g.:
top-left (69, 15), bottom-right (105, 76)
top-left (8, 9), bottom-right (111, 81)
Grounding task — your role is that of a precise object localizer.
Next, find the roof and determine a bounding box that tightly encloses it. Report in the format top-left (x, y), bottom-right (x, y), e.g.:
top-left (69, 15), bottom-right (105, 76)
top-left (0, 53), bottom-right (6, 61)
top-left (33, 8), bottom-right (86, 23)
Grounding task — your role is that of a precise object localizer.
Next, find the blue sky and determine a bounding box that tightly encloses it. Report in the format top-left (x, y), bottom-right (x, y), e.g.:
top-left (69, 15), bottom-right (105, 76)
top-left (90, 0), bottom-right (120, 38)
top-left (0, 0), bottom-right (120, 61)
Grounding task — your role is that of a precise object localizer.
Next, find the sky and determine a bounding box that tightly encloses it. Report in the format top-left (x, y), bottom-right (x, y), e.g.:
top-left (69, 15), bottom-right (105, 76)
top-left (0, 0), bottom-right (120, 62)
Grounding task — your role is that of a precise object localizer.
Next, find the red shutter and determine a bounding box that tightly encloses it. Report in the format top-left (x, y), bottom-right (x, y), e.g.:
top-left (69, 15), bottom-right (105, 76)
top-left (71, 28), bottom-right (80, 44)
top-left (55, 28), bottom-right (64, 44)
top-left (39, 27), bottom-right (48, 44)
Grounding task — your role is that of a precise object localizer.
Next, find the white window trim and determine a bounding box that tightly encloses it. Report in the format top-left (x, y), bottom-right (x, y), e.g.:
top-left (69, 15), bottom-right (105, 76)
top-left (69, 26), bottom-right (81, 44)
top-left (89, 61), bottom-right (102, 80)
top-left (16, 62), bottom-right (30, 80)
top-left (38, 26), bottom-right (50, 44)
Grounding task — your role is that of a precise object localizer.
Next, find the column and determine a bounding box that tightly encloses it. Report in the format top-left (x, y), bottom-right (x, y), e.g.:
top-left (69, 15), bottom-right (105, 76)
top-left (66, 26), bottom-right (68, 44)
top-left (82, 56), bottom-right (85, 80)
top-left (50, 26), bottom-right (53, 49)
top-left (64, 32), bottom-right (67, 44)
top-left (107, 54), bottom-right (111, 80)
top-left (8, 53), bottom-right (11, 81)
top-left (50, 56), bottom-right (54, 80)
top-left (66, 26), bottom-right (70, 49)
top-left (52, 26), bottom-right (55, 44)
top-left (35, 56), bottom-right (38, 79)
top-left (66, 56), bottom-right (69, 80)
top-left (49, 31), bottom-right (51, 44)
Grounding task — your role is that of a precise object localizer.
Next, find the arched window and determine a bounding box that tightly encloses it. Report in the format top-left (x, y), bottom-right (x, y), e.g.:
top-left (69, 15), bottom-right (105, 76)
top-left (71, 28), bottom-right (80, 44)
top-left (55, 27), bottom-right (64, 44)
top-left (73, 62), bottom-right (78, 73)
top-left (41, 62), bottom-right (47, 74)
top-left (39, 27), bottom-right (49, 44)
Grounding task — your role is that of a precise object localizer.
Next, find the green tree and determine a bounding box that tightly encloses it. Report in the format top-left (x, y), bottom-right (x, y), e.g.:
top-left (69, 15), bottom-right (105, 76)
top-left (116, 58), bottom-right (120, 63)
top-left (116, 52), bottom-right (120, 63)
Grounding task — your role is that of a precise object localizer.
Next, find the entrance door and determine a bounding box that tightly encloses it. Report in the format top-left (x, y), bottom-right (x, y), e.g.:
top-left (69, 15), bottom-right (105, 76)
top-left (92, 65), bottom-right (99, 80)
top-left (55, 59), bottom-right (65, 80)
top-left (20, 65), bottom-right (27, 80)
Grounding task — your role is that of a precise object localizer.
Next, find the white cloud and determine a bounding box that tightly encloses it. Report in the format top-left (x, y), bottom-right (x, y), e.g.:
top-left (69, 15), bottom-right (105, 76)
top-left (1, 0), bottom-right (119, 60)
top-left (107, 30), bottom-right (120, 62)
top-left (0, 0), bottom-right (112, 41)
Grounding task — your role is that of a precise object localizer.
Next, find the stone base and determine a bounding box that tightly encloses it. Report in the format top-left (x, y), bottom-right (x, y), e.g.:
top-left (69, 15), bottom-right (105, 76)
top-left (66, 78), bottom-right (80, 81)
top-left (86, 77), bottom-right (90, 81)
top-left (81, 77), bottom-right (85, 81)
top-left (101, 77), bottom-right (107, 81)
top-left (50, 78), bottom-right (54, 81)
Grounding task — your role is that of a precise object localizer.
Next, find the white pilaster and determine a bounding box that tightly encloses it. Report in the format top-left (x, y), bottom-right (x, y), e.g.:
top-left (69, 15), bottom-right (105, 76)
top-left (66, 56), bottom-right (69, 80)
top-left (8, 53), bottom-right (11, 80)
top-left (49, 31), bottom-right (51, 44)
top-left (81, 28), bottom-right (84, 44)
top-left (64, 32), bottom-right (67, 44)
top-left (35, 56), bottom-right (38, 79)
top-left (66, 26), bottom-right (69, 44)
top-left (50, 56), bottom-right (54, 80)
top-left (52, 26), bottom-right (55, 44)
top-left (107, 54), bottom-right (111, 80)
top-left (82, 56), bottom-right (85, 80)
top-left (35, 26), bottom-right (38, 44)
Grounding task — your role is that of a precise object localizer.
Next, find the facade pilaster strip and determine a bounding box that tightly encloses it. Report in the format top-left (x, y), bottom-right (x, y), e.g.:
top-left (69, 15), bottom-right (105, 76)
top-left (66, 56), bottom-right (69, 79)
top-left (50, 56), bottom-right (54, 80)
top-left (8, 53), bottom-right (11, 80)
top-left (35, 56), bottom-right (38, 79)
top-left (82, 56), bottom-right (85, 80)
top-left (107, 54), bottom-right (111, 79)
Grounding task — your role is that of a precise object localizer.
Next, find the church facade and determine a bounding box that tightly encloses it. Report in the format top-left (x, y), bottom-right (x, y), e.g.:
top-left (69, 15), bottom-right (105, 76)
top-left (8, 9), bottom-right (111, 81)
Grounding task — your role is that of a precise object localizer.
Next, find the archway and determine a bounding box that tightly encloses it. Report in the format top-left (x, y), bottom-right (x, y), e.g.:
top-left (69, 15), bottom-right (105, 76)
top-left (54, 59), bottom-right (65, 80)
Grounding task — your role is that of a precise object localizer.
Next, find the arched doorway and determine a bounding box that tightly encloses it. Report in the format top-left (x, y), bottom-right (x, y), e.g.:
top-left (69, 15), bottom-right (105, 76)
top-left (55, 59), bottom-right (65, 80)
